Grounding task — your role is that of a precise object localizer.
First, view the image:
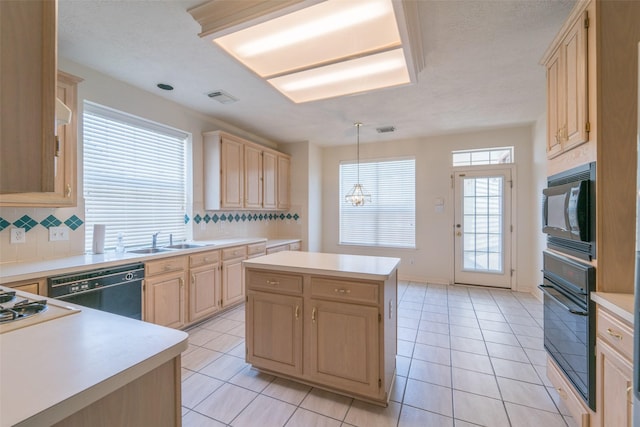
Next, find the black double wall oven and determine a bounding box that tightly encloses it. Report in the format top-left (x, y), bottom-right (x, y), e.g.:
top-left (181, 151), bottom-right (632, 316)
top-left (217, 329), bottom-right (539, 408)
top-left (540, 162), bottom-right (596, 410)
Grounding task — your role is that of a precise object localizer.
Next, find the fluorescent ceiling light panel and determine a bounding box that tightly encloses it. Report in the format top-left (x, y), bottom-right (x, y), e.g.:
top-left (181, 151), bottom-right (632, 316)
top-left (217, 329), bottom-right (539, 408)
top-left (268, 49), bottom-right (410, 103)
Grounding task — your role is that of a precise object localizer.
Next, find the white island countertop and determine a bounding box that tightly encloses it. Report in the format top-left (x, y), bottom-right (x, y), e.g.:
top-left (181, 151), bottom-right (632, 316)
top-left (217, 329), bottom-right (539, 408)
top-left (0, 291), bottom-right (188, 427)
top-left (243, 251), bottom-right (400, 281)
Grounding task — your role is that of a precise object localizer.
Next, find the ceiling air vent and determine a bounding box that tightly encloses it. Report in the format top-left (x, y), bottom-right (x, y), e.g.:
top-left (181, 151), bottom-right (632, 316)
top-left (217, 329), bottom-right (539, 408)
top-left (207, 90), bottom-right (238, 104)
top-left (376, 126), bottom-right (396, 134)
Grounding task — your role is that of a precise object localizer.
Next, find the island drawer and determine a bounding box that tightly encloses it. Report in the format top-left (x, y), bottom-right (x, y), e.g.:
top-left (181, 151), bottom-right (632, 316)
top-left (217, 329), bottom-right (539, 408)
top-left (310, 278), bottom-right (379, 305)
top-left (596, 306), bottom-right (633, 361)
top-left (222, 246), bottom-right (247, 260)
top-left (247, 270), bottom-right (302, 294)
top-left (247, 242), bottom-right (267, 256)
top-left (146, 256), bottom-right (187, 276)
top-left (190, 250), bottom-right (220, 268)
top-left (288, 241), bottom-right (301, 251)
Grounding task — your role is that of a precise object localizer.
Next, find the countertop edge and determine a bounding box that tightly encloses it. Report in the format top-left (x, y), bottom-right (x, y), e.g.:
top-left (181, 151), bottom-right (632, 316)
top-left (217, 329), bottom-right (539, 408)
top-left (0, 238), bottom-right (270, 284)
top-left (15, 335), bottom-right (188, 427)
top-left (591, 292), bottom-right (635, 325)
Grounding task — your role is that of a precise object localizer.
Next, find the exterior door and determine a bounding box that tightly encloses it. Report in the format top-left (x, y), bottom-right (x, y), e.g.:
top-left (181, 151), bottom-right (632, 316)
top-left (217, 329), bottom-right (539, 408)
top-left (453, 168), bottom-right (512, 288)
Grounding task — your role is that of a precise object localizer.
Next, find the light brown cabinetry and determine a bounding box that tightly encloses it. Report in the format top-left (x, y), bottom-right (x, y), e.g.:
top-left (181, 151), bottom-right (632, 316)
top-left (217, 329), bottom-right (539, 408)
top-left (1, 71), bottom-right (82, 206)
top-left (266, 240), bottom-right (301, 255)
top-left (144, 256), bottom-right (187, 329)
top-left (188, 250), bottom-right (221, 323)
top-left (221, 246), bottom-right (246, 307)
top-left (203, 130), bottom-right (291, 210)
top-left (547, 357), bottom-right (591, 427)
top-left (0, 0), bottom-right (56, 195)
top-left (594, 306), bottom-right (634, 427)
top-left (245, 267), bottom-right (397, 405)
top-left (4, 278), bottom-right (45, 296)
top-left (542, 11), bottom-right (588, 159)
top-left (277, 155), bottom-right (291, 209)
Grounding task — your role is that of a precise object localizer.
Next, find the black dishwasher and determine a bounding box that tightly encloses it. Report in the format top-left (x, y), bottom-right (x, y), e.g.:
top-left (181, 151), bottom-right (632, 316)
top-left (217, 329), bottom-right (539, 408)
top-left (48, 263), bottom-right (145, 320)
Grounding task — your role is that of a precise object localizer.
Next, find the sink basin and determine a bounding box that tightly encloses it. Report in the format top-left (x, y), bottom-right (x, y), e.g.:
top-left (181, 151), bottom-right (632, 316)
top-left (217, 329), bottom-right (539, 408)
top-left (128, 247), bottom-right (170, 254)
top-left (164, 243), bottom-right (204, 249)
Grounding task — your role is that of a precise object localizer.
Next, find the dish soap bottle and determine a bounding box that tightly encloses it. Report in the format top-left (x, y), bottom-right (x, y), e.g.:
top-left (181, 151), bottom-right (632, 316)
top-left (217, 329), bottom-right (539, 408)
top-left (115, 233), bottom-right (125, 254)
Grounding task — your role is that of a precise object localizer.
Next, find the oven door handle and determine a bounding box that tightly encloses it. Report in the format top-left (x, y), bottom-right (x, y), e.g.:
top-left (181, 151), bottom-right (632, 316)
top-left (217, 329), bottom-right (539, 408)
top-left (538, 284), bottom-right (588, 316)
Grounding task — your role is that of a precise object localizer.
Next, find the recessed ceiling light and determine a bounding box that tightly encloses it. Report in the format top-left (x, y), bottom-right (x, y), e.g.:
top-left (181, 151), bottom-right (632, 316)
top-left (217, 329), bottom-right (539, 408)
top-left (157, 83), bottom-right (174, 91)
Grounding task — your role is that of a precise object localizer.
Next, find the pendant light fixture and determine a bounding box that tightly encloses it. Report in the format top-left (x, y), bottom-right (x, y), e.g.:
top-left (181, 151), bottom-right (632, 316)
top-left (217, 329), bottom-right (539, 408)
top-left (345, 122), bottom-right (372, 206)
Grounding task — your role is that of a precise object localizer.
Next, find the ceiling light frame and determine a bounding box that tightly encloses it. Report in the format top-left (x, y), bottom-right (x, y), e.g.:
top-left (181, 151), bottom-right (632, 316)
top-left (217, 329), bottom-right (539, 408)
top-left (188, 0), bottom-right (424, 103)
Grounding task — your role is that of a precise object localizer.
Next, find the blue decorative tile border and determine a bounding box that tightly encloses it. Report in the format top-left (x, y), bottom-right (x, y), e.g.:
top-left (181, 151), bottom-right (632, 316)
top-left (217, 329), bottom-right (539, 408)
top-left (187, 211), bottom-right (301, 225)
top-left (0, 214), bottom-right (84, 233)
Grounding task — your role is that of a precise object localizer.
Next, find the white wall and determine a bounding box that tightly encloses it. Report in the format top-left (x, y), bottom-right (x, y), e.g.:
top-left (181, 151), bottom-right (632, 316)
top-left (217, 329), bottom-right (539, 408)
top-left (321, 125), bottom-right (539, 292)
top-left (531, 113), bottom-right (549, 299)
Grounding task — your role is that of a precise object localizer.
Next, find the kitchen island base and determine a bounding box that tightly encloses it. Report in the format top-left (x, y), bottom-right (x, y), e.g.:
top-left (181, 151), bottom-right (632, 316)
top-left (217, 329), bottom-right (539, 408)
top-left (244, 251), bottom-right (399, 407)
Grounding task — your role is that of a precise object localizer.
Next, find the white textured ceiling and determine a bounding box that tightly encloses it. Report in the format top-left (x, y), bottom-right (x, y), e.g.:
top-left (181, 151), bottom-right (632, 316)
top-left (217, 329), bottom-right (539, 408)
top-left (58, 0), bottom-right (575, 146)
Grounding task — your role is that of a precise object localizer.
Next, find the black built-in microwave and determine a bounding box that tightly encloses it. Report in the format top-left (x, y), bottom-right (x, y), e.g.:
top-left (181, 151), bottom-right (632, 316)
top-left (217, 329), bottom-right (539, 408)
top-left (542, 162), bottom-right (595, 260)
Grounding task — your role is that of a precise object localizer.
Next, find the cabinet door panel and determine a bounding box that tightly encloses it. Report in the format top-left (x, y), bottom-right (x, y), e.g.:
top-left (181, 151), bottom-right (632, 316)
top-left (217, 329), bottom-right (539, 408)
top-left (222, 257), bottom-right (244, 306)
top-left (546, 48), bottom-right (564, 158)
top-left (221, 138), bottom-right (243, 208)
top-left (244, 144), bottom-right (262, 208)
top-left (145, 272), bottom-right (184, 329)
top-left (308, 300), bottom-right (379, 396)
top-left (277, 155), bottom-right (291, 209)
top-left (563, 12), bottom-right (588, 150)
top-left (247, 292), bottom-right (302, 375)
top-left (596, 340), bottom-right (633, 427)
top-left (262, 151), bottom-right (277, 209)
top-left (189, 264), bottom-right (220, 323)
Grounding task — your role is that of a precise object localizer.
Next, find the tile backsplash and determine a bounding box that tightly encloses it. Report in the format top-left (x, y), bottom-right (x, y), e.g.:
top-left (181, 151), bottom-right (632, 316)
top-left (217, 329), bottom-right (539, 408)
top-left (0, 203), bottom-right (302, 264)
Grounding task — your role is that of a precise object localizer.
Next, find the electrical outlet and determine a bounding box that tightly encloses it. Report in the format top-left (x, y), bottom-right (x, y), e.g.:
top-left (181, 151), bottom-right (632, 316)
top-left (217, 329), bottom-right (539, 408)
top-left (49, 226), bottom-right (70, 241)
top-left (10, 228), bottom-right (26, 244)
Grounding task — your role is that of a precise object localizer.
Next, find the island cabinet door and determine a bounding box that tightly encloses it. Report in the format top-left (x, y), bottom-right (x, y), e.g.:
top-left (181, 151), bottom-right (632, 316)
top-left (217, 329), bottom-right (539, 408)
top-left (246, 291), bottom-right (303, 376)
top-left (307, 299), bottom-right (380, 398)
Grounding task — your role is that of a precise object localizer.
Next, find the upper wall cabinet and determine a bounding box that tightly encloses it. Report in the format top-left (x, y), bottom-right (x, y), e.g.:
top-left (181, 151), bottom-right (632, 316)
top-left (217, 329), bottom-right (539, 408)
top-left (0, 0), bottom-right (57, 195)
top-left (542, 11), bottom-right (589, 159)
top-left (203, 130), bottom-right (291, 211)
top-left (1, 71), bottom-right (82, 207)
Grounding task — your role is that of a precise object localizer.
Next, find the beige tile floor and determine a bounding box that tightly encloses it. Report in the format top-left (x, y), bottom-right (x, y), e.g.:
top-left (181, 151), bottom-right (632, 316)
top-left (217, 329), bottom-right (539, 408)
top-left (181, 282), bottom-right (578, 427)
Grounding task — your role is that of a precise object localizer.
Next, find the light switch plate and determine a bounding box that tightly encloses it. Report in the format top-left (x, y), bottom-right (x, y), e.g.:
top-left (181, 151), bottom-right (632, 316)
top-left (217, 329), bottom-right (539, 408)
top-left (10, 228), bottom-right (26, 244)
top-left (49, 226), bottom-right (70, 241)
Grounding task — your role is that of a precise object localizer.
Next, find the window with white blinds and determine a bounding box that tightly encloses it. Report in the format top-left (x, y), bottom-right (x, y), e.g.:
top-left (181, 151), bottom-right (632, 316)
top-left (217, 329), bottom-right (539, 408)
top-left (83, 102), bottom-right (188, 252)
top-left (339, 158), bottom-right (415, 248)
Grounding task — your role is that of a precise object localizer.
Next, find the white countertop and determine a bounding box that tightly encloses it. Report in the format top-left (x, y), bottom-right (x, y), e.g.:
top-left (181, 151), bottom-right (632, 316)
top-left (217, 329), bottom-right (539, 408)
top-left (0, 289), bottom-right (188, 427)
top-left (591, 292), bottom-right (635, 325)
top-left (243, 251), bottom-right (400, 281)
top-left (0, 237), bottom-right (270, 284)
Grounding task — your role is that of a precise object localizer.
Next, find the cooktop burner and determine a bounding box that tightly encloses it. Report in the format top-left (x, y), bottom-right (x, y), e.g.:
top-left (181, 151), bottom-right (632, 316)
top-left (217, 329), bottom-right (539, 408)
top-left (0, 292), bottom-right (48, 324)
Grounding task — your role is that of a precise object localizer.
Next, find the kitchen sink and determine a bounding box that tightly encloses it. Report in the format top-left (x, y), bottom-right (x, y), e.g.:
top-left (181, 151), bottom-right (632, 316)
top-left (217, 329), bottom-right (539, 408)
top-left (164, 243), bottom-right (204, 249)
top-left (128, 248), bottom-right (170, 254)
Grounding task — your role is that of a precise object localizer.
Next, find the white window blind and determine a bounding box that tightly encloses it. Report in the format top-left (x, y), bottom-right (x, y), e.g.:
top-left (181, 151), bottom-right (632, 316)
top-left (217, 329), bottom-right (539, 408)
top-left (339, 158), bottom-right (415, 248)
top-left (83, 102), bottom-right (187, 252)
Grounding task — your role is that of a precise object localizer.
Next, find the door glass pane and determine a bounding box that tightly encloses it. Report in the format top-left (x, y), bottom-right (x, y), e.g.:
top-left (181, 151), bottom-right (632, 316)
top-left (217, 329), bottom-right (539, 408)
top-left (461, 176), bottom-right (504, 273)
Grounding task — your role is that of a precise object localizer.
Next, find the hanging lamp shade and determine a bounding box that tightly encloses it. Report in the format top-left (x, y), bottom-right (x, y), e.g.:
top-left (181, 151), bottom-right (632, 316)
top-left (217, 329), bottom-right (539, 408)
top-left (345, 122), bottom-right (372, 206)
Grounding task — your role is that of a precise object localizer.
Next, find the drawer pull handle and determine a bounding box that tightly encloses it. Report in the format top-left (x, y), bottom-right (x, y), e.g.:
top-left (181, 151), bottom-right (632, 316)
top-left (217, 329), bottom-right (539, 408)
top-left (312, 307), bottom-right (316, 323)
top-left (204, 257), bottom-right (212, 263)
top-left (164, 265), bottom-right (172, 271)
top-left (334, 288), bottom-right (351, 294)
top-left (295, 305), bottom-right (300, 319)
top-left (266, 280), bottom-right (280, 286)
top-left (191, 273), bottom-right (195, 284)
top-left (606, 328), bottom-right (623, 340)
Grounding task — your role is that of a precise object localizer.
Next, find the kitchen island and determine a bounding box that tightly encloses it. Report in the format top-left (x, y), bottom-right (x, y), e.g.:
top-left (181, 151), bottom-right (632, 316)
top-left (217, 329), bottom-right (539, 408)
top-left (0, 287), bottom-right (188, 427)
top-left (243, 251), bottom-right (400, 406)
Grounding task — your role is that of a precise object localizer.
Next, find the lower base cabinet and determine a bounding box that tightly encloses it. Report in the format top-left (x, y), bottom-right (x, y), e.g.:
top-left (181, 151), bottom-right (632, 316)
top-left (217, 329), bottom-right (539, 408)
top-left (594, 305), bottom-right (634, 427)
top-left (144, 256), bottom-right (187, 329)
top-left (245, 267), bottom-right (396, 405)
top-left (246, 291), bottom-right (302, 376)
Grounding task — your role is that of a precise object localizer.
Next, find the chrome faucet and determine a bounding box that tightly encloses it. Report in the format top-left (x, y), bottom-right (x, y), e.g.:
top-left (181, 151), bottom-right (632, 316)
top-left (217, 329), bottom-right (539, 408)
top-left (152, 232), bottom-right (160, 248)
